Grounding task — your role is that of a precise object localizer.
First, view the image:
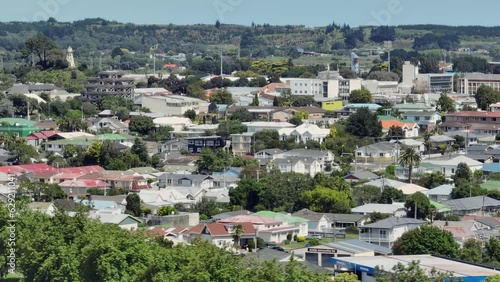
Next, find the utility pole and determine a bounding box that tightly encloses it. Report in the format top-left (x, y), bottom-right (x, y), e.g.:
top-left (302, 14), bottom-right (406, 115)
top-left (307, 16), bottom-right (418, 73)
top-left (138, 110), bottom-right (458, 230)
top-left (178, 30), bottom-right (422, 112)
top-left (152, 44), bottom-right (159, 76)
top-left (27, 100), bottom-right (30, 121)
top-left (384, 41), bottom-right (393, 73)
top-left (220, 46), bottom-right (224, 76)
top-left (0, 53), bottom-right (3, 72)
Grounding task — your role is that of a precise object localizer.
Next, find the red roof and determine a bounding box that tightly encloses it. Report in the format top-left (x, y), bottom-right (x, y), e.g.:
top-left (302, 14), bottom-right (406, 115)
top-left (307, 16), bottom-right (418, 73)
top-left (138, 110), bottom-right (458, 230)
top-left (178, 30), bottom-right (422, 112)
top-left (206, 223), bottom-right (230, 236)
top-left (59, 179), bottom-right (110, 188)
top-left (446, 111), bottom-right (500, 118)
top-left (40, 130), bottom-right (61, 138)
top-left (0, 164), bottom-right (56, 174)
top-left (186, 224), bottom-right (204, 235)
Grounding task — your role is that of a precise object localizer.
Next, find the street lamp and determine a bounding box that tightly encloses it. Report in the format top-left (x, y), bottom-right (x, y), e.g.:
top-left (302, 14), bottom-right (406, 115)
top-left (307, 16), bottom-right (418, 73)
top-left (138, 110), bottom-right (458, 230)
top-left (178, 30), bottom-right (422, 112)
top-left (384, 41), bottom-right (393, 73)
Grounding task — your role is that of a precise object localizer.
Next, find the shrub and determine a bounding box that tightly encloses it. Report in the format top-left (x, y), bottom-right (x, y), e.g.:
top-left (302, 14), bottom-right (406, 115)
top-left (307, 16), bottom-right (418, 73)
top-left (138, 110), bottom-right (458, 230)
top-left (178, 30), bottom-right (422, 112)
top-left (308, 238), bottom-right (321, 246)
top-left (256, 237), bottom-right (265, 248)
top-left (287, 233), bottom-right (293, 241)
top-left (345, 226), bottom-right (359, 234)
top-left (296, 236), bottom-right (306, 242)
top-left (248, 239), bottom-right (255, 251)
top-left (283, 239), bottom-right (291, 245)
top-left (293, 234), bottom-right (298, 242)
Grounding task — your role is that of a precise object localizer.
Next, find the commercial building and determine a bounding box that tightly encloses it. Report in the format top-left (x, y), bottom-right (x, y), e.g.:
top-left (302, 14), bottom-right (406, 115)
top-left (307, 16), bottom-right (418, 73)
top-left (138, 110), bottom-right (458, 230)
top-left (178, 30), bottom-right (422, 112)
top-left (401, 61), bottom-right (453, 93)
top-left (82, 71), bottom-right (135, 104)
top-left (141, 95), bottom-right (209, 116)
top-left (460, 73), bottom-right (500, 95)
top-left (285, 77), bottom-right (362, 101)
top-left (331, 255), bottom-right (500, 282)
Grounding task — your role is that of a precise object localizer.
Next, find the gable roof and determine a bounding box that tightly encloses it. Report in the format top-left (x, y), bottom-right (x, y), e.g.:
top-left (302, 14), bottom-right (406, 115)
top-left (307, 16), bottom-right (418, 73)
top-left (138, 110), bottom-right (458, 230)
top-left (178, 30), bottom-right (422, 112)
top-left (89, 213), bottom-right (142, 225)
top-left (345, 171), bottom-right (380, 181)
top-left (429, 156), bottom-right (483, 167)
top-left (324, 239), bottom-right (393, 255)
top-left (443, 196), bottom-right (500, 211)
top-left (352, 203), bottom-right (406, 215)
top-left (397, 183), bottom-right (428, 195)
top-left (426, 184), bottom-right (454, 195)
top-left (218, 215), bottom-right (282, 225)
top-left (361, 217), bottom-right (426, 229)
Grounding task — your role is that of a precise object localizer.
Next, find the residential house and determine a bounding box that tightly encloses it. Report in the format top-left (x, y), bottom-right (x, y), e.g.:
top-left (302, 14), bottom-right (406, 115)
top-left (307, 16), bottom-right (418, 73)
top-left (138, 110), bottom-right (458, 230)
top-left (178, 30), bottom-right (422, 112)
top-left (444, 130), bottom-right (482, 147)
top-left (26, 130), bottom-right (61, 148)
top-left (254, 149), bottom-right (285, 161)
top-left (430, 135), bottom-right (456, 147)
top-left (443, 196), bottom-right (500, 216)
top-left (392, 102), bottom-right (434, 113)
top-left (243, 122), bottom-right (296, 133)
top-left (186, 136), bottom-right (227, 154)
top-left (278, 123), bottom-right (330, 144)
top-left (268, 157), bottom-right (322, 177)
top-left (401, 111), bottom-right (441, 132)
top-left (211, 210), bottom-right (253, 221)
top-left (159, 138), bottom-right (187, 153)
top-left (325, 213), bottom-right (369, 228)
top-left (364, 178), bottom-right (406, 190)
top-left (421, 156), bottom-right (483, 177)
top-left (159, 173), bottom-right (213, 189)
top-left (425, 184), bottom-right (453, 202)
top-left (334, 104), bottom-right (382, 118)
top-left (28, 202), bottom-right (56, 216)
top-left (153, 117), bottom-right (193, 131)
top-left (355, 142), bottom-right (399, 163)
top-left (379, 118), bottom-right (420, 138)
top-left (352, 203), bottom-right (407, 217)
top-left (58, 179), bottom-right (110, 197)
top-left (359, 217), bottom-right (427, 248)
top-left (254, 211), bottom-right (309, 237)
top-left (231, 132), bottom-right (255, 156)
top-left (89, 213), bottom-right (142, 230)
top-left (292, 209), bottom-right (330, 233)
top-left (283, 149), bottom-right (335, 171)
top-left (218, 215), bottom-right (300, 244)
top-left (345, 171), bottom-right (380, 182)
top-left (0, 118), bottom-right (40, 137)
top-left (186, 222), bottom-right (256, 249)
top-left (432, 220), bottom-right (481, 244)
top-left (392, 139), bottom-right (425, 153)
top-left (88, 117), bottom-right (129, 134)
top-left (440, 111), bottom-right (500, 134)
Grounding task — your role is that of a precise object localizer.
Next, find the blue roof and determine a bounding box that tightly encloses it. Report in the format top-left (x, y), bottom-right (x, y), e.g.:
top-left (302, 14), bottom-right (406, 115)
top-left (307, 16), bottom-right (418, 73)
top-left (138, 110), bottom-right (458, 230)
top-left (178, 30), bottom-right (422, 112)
top-left (346, 103), bottom-right (382, 110)
top-left (482, 163), bottom-right (500, 173)
top-left (426, 184), bottom-right (454, 196)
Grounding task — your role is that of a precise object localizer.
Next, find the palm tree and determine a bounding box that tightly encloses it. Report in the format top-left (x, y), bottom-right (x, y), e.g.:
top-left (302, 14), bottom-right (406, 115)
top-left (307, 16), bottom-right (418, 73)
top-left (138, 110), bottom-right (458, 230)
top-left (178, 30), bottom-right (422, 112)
top-left (231, 224), bottom-right (244, 248)
top-left (399, 147), bottom-right (422, 184)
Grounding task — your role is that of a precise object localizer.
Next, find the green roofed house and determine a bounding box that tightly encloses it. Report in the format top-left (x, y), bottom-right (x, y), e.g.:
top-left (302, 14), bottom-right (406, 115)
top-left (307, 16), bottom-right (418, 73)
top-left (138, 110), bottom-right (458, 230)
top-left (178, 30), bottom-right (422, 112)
top-left (45, 133), bottom-right (136, 153)
top-left (481, 181), bottom-right (500, 192)
top-left (430, 200), bottom-right (452, 213)
top-left (0, 118), bottom-right (40, 137)
top-left (254, 211), bottom-right (309, 237)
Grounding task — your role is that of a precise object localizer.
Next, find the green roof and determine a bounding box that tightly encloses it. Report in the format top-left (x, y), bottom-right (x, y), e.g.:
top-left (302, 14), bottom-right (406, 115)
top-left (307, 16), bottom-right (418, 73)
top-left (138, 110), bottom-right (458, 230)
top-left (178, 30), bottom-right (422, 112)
top-left (419, 162), bottom-right (440, 170)
top-left (430, 200), bottom-right (451, 212)
top-left (481, 181), bottom-right (500, 191)
top-left (378, 115), bottom-right (399, 121)
top-left (254, 211), bottom-right (308, 224)
top-left (95, 134), bottom-right (136, 141)
top-left (0, 118), bottom-right (37, 127)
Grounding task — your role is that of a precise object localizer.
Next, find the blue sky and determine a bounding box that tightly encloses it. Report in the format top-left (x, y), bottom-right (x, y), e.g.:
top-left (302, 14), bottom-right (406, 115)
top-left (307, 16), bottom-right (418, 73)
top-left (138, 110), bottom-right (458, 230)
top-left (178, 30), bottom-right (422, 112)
top-left (3, 0), bottom-right (500, 27)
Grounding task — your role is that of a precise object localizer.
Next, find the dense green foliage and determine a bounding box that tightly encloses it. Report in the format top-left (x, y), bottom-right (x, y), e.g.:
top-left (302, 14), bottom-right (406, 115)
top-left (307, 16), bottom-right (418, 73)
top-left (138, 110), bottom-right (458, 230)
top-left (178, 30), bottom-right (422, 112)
top-left (392, 225), bottom-right (460, 258)
top-left (0, 203), bottom-right (327, 281)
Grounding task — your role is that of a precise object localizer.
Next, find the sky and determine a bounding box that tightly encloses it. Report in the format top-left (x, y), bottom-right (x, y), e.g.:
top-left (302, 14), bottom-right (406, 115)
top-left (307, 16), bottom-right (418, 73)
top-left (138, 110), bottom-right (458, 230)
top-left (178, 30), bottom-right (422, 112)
top-left (2, 0), bottom-right (500, 27)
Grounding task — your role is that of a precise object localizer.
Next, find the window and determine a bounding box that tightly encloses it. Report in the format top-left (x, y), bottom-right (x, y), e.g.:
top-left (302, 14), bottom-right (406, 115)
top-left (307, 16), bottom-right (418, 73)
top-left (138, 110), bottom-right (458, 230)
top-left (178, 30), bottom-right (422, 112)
top-left (207, 141), bottom-right (214, 146)
top-left (380, 230), bottom-right (387, 238)
top-left (197, 148), bottom-right (201, 153)
top-left (379, 153), bottom-right (384, 157)
top-left (195, 141), bottom-right (203, 146)
top-left (357, 152), bottom-right (362, 157)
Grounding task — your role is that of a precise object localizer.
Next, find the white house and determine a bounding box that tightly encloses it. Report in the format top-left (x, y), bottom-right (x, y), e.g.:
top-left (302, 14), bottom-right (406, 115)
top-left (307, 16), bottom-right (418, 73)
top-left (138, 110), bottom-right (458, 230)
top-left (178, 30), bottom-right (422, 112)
top-left (352, 203), bottom-right (407, 217)
top-left (153, 117), bottom-right (193, 131)
top-left (88, 213), bottom-right (142, 230)
top-left (269, 158), bottom-right (322, 177)
top-left (359, 217), bottom-right (427, 248)
top-left (423, 156), bottom-right (483, 177)
top-left (242, 122), bottom-right (295, 133)
top-left (355, 142), bottom-right (399, 163)
top-left (278, 123), bottom-right (330, 144)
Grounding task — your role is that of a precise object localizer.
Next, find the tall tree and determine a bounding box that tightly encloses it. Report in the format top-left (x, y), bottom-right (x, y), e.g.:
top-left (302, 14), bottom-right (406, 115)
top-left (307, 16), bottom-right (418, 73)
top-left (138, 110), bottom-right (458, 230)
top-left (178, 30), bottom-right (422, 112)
top-left (126, 193), bottom-right (142, 216)
top-left (21, 33), bottom-right (58, 69)
top-left (436, 93), bottom-right (456, 113)
top-left (399, 147), bottom-right (422, 183)
top-left (231, 224), bottom-right (244, 247)
top-left (475, 85), bottom-right (500, 111)
top-left (392, 225), bottom-right (460, 258)
top-left (405, 192), bottom-right (432, 220)
top-left (345, 107), bottom-right (383, 138)
top-left (348, 88), bottom-right (373, 103)
top-left (129, 115), bottom-right (154, 135)
top-left (210, 88), bottom-right (233, 104)
top-left (300, 186), bottom-right (352, 213)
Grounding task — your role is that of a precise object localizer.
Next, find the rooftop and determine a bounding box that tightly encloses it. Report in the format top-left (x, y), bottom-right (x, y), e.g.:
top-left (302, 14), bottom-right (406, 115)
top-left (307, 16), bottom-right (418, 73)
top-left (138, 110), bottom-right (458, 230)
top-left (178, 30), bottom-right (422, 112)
top-left (443, 196), bottom-right (500, 211)
top-left (361, 217), bottom-right (426, 229)
top-left (324, 239), bottom-right (392, 255)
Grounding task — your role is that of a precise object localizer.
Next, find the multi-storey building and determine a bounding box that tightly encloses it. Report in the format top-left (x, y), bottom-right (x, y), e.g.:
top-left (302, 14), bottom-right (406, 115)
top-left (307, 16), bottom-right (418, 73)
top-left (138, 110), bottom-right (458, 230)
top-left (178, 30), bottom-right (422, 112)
top-left (82, 71), bottom-right (135, 104)
top-left (141, 95), bottom-right (209, 116)
top-left (440, 111), bottom-right (500, 134)
top-left (285, 78), bottom-right (362, 101)
top-left (460, 74), bottom-right (500, 95)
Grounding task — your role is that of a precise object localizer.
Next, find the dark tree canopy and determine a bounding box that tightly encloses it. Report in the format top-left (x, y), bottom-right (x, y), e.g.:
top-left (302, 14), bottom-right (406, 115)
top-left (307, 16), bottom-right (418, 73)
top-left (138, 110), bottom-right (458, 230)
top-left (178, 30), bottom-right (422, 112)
top-left (345, 107), bottom-right (383, 138)
top-left (392, 225), bottom-right (460, 258)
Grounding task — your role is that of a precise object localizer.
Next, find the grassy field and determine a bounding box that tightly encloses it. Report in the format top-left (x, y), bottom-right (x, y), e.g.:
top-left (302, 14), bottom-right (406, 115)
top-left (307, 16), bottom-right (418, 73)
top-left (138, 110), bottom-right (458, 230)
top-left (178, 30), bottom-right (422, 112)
top-left (2, 274), bottom-right (23, 281)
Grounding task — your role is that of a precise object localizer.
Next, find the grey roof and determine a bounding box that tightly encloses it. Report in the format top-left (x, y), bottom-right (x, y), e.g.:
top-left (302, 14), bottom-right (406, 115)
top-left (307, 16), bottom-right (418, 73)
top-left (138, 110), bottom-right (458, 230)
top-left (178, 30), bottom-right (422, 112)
top-left (292, 209), bottom-right (326, 222)
top-left (464, 154), bottom-right (492, 161)
top-left (345, 171), bottom-right (380, 181)
top-left (430, 135), bottom-right (456, 143)
top-left (161, 173), bottom-right (212, 182)
top-left (443, 196), bottom-right (500, 211)
top-left (211, 210), bottom-right (253, 221)
top-left (283, 149), bottom-right (331, 159)
top-left (475, 217), bottom-right (500, 228)
top-left (364, 178), bottom-right (406, 189)
top-left (357, 142), bottom-right (397, 153)
top-left (324, 239), bottom-right (392, 255)
top-left (245, 248), bottom-right (292, 262)
top-left (426, 184), bottom-right (453, 195)
top-left (432, 220), bottom-right (478, 230)
top-left (256, 148), bottom-right (284, 155)
top-left (444, 131), bottom-right (483, 139)
top-left (6, 84), bottom-right (63, 94)
top-left (324, 213), bottom-right (367, 223)
top-left (361, 217), bottom-right (426, 229)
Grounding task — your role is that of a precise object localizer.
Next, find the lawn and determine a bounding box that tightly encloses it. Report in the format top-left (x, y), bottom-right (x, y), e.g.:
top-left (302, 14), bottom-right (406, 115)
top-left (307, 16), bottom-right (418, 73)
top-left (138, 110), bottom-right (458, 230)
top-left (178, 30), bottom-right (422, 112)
top-left (2, 274), bottom-right (23, 282)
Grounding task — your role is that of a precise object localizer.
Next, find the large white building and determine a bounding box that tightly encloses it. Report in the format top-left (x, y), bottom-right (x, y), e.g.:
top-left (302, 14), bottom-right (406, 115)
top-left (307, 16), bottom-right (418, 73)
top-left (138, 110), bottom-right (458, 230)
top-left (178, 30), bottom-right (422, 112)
top-left (278, 123), bottom-right (330, 144)
top-left (460, 73), bottom-right (500, 95)
top-left (401, 61), bottom-right (453, 93)
top-left (285, 78), bottom-right (362, 101)
top-left (141, 95), bottom-right (209, 116)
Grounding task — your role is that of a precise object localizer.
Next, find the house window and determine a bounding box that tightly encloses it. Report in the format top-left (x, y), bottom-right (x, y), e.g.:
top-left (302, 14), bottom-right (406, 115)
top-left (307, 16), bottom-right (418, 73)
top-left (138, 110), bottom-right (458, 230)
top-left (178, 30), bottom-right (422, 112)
top-left (207, 141), bottom-right (214, 146)
top-left (380, 230), bottom-right (387, 238)
top-left (379, 153), bottom-right (384, 157)
top-left (197, 148), bottom-right (201, 153)
top-left (357, 152), bottom-right (362, 157)
top-left (451, 168), bottom-right (455, 174)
